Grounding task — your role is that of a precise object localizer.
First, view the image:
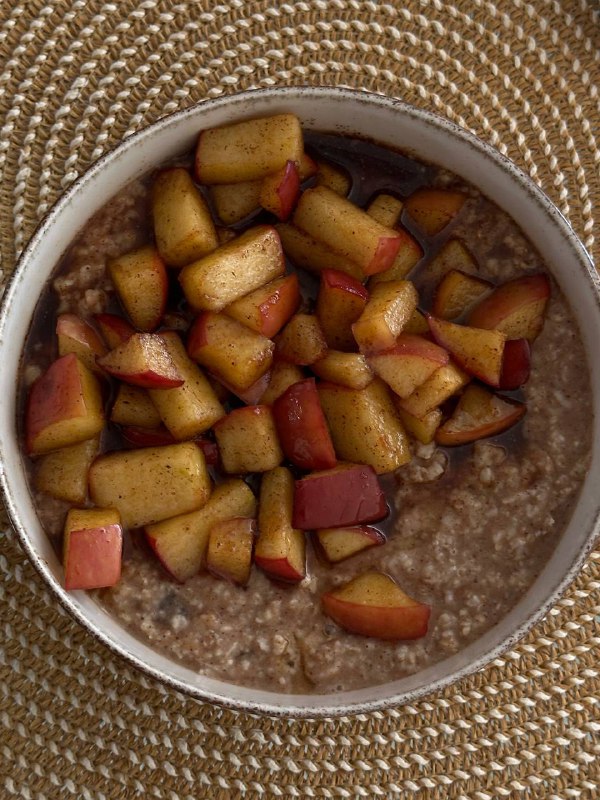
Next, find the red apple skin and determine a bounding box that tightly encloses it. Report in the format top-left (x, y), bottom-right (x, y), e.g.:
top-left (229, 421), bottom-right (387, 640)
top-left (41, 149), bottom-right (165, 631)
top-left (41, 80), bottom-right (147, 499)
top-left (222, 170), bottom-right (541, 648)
top-left (256, 274), bottom-right (300, 338)
top-left (364, 236), bottom-right (403, 276)
top-left (322, 588), bottom-right (430, 640)
top-left (321, 268), bottom-right (369, 300)
top-left (262, 160), bottom-right (301, 221)
top-left (56, 314), bottom-right (107, 361)
top-left (211, 370), bottom-right (272, 406)
top-left (64, 524), bottom-right (123, 590)
top-left (499, 338), bottom-right (531, 390)
top-left (97, 333), bottom-right (185, 389)
top-left (196, 437), bottom-right (220, 466)
top-left (253, 554), bottom-right (304, 583)
top-left (293, 464), bottom-right (387, 529)
top-left (467, 273), bottom-right (551, 339)
top-left (121, 425), bottom-right (177, 447)
top-left (273, 378), bottom-right (337, 470)
top-left (94, 313), bottom-right (135, 348)
top-left (315, 525), bottom-right (386, 563)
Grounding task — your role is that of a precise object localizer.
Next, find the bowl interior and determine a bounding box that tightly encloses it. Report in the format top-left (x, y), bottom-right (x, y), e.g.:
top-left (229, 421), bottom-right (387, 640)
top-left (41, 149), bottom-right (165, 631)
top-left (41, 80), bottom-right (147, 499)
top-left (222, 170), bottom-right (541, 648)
top-left (1, 87), bottom-right (599, 716)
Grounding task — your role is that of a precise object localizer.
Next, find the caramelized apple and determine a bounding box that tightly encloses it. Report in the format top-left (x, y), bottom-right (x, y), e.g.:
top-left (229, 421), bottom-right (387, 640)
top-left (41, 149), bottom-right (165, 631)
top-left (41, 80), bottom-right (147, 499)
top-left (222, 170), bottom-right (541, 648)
top-left (97, 333), bottom-right (185, 389)
top-left (256, 467), bottom-right (305, 583)
top-left (436, 384), bottom-right (526, 446)
top-left (467, 273), bottom-right (551, 341)
top-left (316, 526), bottom-right (385, 563)
top-left (427, 315), bottom-right (506, 387)
top-left (206, 517), bottom-right (256, 586)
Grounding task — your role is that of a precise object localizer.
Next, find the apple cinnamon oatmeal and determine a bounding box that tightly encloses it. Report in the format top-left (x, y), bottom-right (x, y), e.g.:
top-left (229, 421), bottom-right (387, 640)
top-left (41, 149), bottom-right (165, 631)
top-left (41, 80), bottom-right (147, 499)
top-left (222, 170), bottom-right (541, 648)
top-left (20, 117), bottom-right (592, 693)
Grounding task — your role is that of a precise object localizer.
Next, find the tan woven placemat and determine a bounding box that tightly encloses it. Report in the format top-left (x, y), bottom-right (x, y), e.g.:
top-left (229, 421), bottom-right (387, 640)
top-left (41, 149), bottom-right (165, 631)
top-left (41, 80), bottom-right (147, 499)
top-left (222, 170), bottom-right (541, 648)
top-left (1, 1), bottom-right (598, 796)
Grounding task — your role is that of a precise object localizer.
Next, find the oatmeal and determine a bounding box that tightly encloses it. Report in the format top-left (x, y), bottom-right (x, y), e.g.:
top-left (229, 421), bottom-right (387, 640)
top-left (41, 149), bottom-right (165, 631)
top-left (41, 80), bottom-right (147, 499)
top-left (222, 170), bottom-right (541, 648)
top-left (20, 123), bottom-right (592, 694)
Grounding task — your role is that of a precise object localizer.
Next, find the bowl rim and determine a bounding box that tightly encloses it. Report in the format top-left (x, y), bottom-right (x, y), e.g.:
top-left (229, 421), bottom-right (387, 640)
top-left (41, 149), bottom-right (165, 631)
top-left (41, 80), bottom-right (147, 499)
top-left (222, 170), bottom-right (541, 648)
top-left (1, 85), bottom-right (599, 718)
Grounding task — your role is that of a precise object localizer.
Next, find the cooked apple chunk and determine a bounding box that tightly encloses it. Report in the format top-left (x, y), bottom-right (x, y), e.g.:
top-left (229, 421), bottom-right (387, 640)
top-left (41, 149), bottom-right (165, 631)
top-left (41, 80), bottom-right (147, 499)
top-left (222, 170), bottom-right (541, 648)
top-left (152, 167), bottom-right (218, 267)
top-left (404, 188), bottom-right (466, 235)
top-left (259, 160), bottom-right (300, 220)
top-left (210, 180), bottom-right (262, 224)
top-left (107, 245), bottom-right (167, 331)
top-left (467, 273), bottom-right (551, 341)
top-left (188, 311), bottom-right (274, 390)
top-left (432, 270), bottom-right (492, 320)
top-left (179, 225), bottom-right (285, 312)
top-left (312, 351), bottom-right (373, 390)
top-left (316, 526), bottom-right (385, 563)
top-left (56, 314), bottom-right (107, 373)
top-left (97, 333), bottom-right (185, 389)
top-left (259, 361), bottom-right (305, 405)
top-left (499, 338), bottom-right (531, 390)
top-left (398, 361), bottom-right (470, 419)
top-left (146, 479), bottom-right (256, 582)
top-left (35, 436), bottom-right (99, 505)
top-left (276, 222), bottom-right (365, 281)
top-left (89, 442), bottom-right (211, 528)
top-left (436, 384), bottom-right (526, 446)
top-left (214, 405), bottom-right (283, 474)
top-left (275, 314), bottom-right (328, 365)
top-left (110, 384), bottom-right (162, 429)
top-left (121, 425), bottom-right (176, 447)
top-left (256, 467), bottom-right (305, 583)
top-left (316, 269), bottom-right (368, 351)
top-left (420, 239), bottom-right (478, 284)
top-left (322, 571), bottom-right (430, 640)
top-left (367, 334), bottom-right (449, 399)
top-left (403, 308), bottom-right (430, 335)
top-left (273, 378), bottom-right (337, 470)
top-left (367, 228), bottom-right (423, 286)
top-left (315, 159), bottom-right (351, 196)
top-left (94, 312), bottom-right (134, 349)
top-left (63, 507), bottom-right (122, 591)
top-left (427, 315), bottom-right (506, 387)
top-left (293, 186), bottom-right (403, 276)
top-left (366, 193), bottom-right (404, 228)
top-left (225, 273), bottom-right (300, 338)
top-left (206, 517), bottom-right (256, 586)
top-left (195, 113), bottom-right (304, 184)
top-left (318, 379), bottom-right (411, 474)
top-left (352, 280), bottom-right (418, 353)
top-left (394, 404), bottom-right (443, 445)
top-left (26, 354), bottom-right (104, 455)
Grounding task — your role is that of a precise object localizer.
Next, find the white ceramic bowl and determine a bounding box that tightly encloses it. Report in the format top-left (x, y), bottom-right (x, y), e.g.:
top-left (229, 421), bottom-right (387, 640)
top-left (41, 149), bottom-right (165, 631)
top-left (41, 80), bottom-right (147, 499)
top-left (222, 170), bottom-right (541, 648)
top-left (1, 87), bottom-right (599, 717)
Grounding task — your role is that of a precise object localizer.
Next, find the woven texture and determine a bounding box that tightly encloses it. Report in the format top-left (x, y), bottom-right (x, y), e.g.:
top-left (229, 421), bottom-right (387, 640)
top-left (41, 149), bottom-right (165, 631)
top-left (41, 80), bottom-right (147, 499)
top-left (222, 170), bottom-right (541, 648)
top-left (1, 1), bottom-right (599, 797)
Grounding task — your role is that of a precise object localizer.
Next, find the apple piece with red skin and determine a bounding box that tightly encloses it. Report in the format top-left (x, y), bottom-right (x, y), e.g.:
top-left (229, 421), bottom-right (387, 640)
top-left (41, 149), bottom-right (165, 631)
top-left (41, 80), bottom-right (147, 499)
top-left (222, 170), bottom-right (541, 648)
top-left (94, 313), bottom-right (135, 348)
top-left (404, 188), bottom-right (466, 236)
top-left (259, 361), bottom-right (305, 405)
top-left (273, 378), bottom-right (337, 470)
top-left (213, 405), bottom-right (283, 474)
top-left (435, 384), bottom-right (526, 446)
top-left (212, 370), bottom-right (273, 406)
top-left (35, 436), bottom-right (99, 505)
top-left (110, 384), bottom-right (162, 429)
top-left (499, 338), bottom-right (531, 390)
top-left (196, 437), bottom-right (220, 466)
top-left (256, 466), bottom-right (305, 583)
top-left (225, 273), bottom-right (300, 338)
top-left (367, 334), bottom-right (449, 399)
top-left (56, 313), bottom-right (107, 373)
top-left (121, 425), bottom-right (176, 447)
top-left (352, 280), bottom-right (418, 354)
top-left (431, 269), bottom-right (492, 320)
top-left (322, 571), bottom-right (431, 640)
top-left (467, 273), bottom-right (551, 341)
top-left (107, 245), bottom-right (168, 332)
top-left (275, 313), bottom-right (328, 365)
top-left (206, 517), bottom-right (256, 586)
top-left (293, 463), bottom-right (387, 530)
top-left (63, 508), bottom-right (122, 590)
top-left (316, 526), bottom-right (385, 563)
top-left (427, 314), bottom-right (506, 387)
top-left (259, 160), bottom-right (301, 221)
top-left (97, 333), bottom-right (185, 389)
top-left (26, 353), bottom-right (105, 455)
top-left (316, 269), bottom-right (368, 351)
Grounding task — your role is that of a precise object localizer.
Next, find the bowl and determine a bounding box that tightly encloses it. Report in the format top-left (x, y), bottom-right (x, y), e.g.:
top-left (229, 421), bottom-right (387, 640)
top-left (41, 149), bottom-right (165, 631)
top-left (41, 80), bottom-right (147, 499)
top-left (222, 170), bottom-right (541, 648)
top-left (1, 86), bottom-right (599, 717)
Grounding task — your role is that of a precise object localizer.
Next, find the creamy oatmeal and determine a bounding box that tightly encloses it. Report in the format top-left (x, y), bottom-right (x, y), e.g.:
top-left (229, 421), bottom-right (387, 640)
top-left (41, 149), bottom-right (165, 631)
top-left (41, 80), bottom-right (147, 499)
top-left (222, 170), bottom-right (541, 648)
top-left (20, 129), bottom-right (592, 694)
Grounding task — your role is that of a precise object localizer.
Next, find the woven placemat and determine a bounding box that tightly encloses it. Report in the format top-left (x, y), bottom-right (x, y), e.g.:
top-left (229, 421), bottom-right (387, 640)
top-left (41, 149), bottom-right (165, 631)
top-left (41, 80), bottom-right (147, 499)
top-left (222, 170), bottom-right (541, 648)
top-left (1, 1), bottom-right (598, 797)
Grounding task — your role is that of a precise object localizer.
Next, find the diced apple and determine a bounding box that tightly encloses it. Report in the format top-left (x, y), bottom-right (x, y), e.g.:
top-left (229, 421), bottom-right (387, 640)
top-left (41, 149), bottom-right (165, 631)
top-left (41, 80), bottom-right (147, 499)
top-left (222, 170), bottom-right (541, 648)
top-left (213, 405), bottom-right (283, 474)
top-left (259, 160), bottom-right (300, 221)
top-left (467, 273), bottom-right (551, 341)
top-left (217, 227), bottom-right (239, 245)
top-left (56, 314), bottom-right (107, 373)
top-left (225, 273), bottom-right (300, 338)
top-left (432, 270), bottom-right (492, 320)
top-left (272, 378), bottom-right (337, 470)
top-left (366, 193), bottom-right (404, 228)
top-left (318, 379), bottom-right (411, 474)
top-left (394, 404), bottom-right (442, 445)
top-left (499, 338), bottom-right (531, 390)
top-left (352, 280), bottom-right (418, 353)
top-left (427, 315), bottom-right (506, 387)
top-left (97, 333), bottom-right (184, 388)
top-left (420, 239), bottom-right (478, 284)
top-left (152, 167), bottom-right (218, 267)
top-left (146, 479), bottom-right (256, 582)
top-left (94, 313), bottom-right (135, 348)
top-left (110, 384), bottom-right (162, 428)
top-left (436, 384), bottom-right (526, 446)
top-left (276, 222), bottom-right (365, 281)
top-left (314, 159), bottom-right (351, 196)
top-left (120, 425), bottom-right (176, 447)
top-left (316, 526), bottom-right (385, 563)
top-left (63, 507), bottom-right (122, 591)
top-left (275, 314), bottom-right (328, 365)
top-left (293, 186), bottom-right (402, 276)
top-left (107, 245), bottom-right (167, 331)
top-left (206, 517), bottom-right (256, 586)
top-left (298, 153), bottom-right (318, 180)
top-left (187, 311), bottom-right (274, 390)
top-left (316, 269), bottom-right (368, 351)
top-left (149, 331), bottom-right (225, 439)
top-left (398, 362), bottom-right (470, 418)
top-left (179, 225), bottom-right (285, 312)
top-left (293, 463), bottom-right (387, 529)
top-left (195, 113), bottom-right (304, 183)
top-left (322, 571), bottom-right (430, 640)
top-left (404, 188), bottom-right (467, 235)
top-left (35, 437), bottom-right (99, 505)
top-left (89, 442), bottom-right (211, 528)
top-left (26, 354), bottom-right (104, 455)
top-left (312, 351), bottom-right (374, 390)
top-left (367, 229), bottom-right (423, 286)
top-left (256, 467), bottom-right (305, 583)
top-left (367, 334), bottom-right (449, 399)
top-left (259, 361), bottom-right (305, 405)
top-left (216, 370), bottom-right (272, 406)
top-left (210, 180), bottom-right (262, 224)
top-left (403, 309), bottom-right (430, 335)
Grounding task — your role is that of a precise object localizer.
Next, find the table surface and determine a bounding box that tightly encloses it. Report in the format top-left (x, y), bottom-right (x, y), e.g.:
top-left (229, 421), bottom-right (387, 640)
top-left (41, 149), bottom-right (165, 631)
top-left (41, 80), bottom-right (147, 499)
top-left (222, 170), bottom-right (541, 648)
top-left (1, 1), bottom-right (598, 797)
